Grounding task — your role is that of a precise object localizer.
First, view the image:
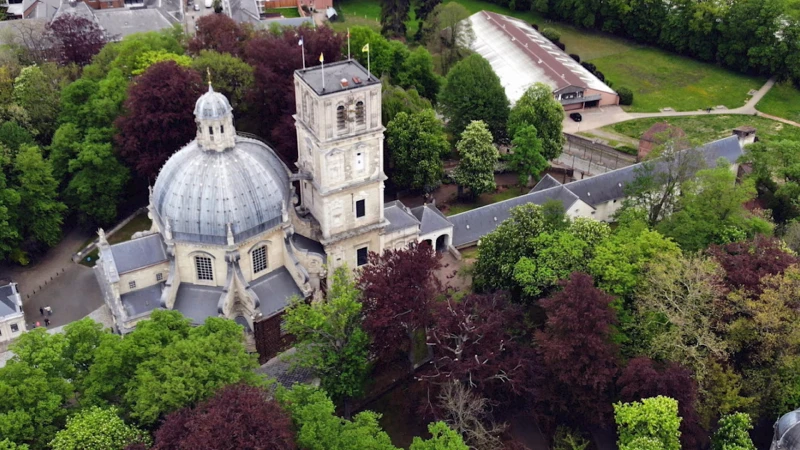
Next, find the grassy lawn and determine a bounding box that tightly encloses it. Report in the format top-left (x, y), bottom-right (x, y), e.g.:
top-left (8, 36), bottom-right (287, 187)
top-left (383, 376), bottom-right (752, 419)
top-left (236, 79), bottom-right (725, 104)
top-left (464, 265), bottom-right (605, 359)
top-left (590, 48), bottom-right (765, 112)
top-left (263, 7), bottom-right (301, 17)
top-left (445, 187), bottom-right (526, 216)
top-left (756, 82), bottom-right (800, 123)
top-left (331, 0), bottom-right (418, 37)
top-left (78, 212), bottom-right (152, 267)
top-left (605, 115), bottom-right (800, 146)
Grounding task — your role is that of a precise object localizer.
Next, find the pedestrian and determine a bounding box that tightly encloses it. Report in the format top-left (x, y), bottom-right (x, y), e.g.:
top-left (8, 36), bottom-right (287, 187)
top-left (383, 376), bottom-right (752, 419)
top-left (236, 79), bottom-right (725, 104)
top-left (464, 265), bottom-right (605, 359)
top-left (45, 305), bottom-right (52, 316)
top-left (44, 318), bottom-right (50, 327)
top-left (35, 321), bottom-right (40, 328)
top-left (39, 307), bottom-right (44, 316)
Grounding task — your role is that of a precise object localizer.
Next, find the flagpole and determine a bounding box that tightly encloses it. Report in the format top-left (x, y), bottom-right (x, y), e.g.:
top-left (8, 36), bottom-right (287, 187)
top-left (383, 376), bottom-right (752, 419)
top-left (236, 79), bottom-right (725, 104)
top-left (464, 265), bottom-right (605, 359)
top-left (320, 53), bottom-right (325, 91)
top-left (301, 41), bottom-right (306, 70)
top-left (367, 48), bottom-right (370, 79)
top-left (347, 28), bottom-right (351, 60)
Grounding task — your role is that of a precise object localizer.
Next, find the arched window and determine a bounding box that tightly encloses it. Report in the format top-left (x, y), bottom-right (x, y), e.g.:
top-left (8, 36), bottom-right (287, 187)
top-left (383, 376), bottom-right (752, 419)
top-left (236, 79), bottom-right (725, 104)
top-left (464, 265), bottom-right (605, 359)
top-left (355, 101), bottom-right (365, 124)
top-left (252, 245), bottom-right (268, 274)
top-left (195, 256), bottom-right (213, 281)
top-left (336, 105), bottom-right (346, 130)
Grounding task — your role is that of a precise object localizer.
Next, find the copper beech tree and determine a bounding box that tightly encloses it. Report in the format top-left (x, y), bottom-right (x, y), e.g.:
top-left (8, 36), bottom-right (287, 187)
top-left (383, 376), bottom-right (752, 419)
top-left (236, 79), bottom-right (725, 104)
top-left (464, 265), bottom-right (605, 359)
top-left (357, 242), bottom-right (442, 362)
top-left (115, 61), bottom-right (204, 179)
top-left (149, 383), bottom-right (296, 450)
top-left (47, 14), bottom-right (107, 67)
top-left (187, 14), bottom-right (250, 57)
top-left (708, 235), bottom-right (798, 296)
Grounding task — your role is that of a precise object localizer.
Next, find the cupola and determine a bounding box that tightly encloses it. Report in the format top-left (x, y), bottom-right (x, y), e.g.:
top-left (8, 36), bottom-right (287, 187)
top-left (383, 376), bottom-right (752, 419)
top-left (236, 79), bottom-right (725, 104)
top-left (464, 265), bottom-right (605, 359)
top-left (194, 83), bottom-right (236, 152)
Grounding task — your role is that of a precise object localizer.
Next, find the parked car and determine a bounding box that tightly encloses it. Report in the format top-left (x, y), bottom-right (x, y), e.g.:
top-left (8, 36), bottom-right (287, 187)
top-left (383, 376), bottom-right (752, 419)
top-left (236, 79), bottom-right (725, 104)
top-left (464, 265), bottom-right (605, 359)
top-left (569, 112), bottom-right (582, 122)
top-left (193, 3), bottom-right (200, 10)
top-left (204, 0), bottom-right (212, 7)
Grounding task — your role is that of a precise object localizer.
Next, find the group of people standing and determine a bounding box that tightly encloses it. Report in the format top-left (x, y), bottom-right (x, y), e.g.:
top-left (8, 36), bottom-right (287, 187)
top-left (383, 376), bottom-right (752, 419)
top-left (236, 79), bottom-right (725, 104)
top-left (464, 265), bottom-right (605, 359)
top-left (33, 305), bottom-right (53, 328)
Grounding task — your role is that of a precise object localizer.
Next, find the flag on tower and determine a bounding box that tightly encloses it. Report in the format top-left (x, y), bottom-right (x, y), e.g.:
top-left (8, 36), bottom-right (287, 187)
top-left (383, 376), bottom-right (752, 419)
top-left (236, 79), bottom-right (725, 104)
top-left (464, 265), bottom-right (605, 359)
top-left (299, 37), bottom-right (305, 69)
top-left (362, 43), bottom-right (369, 53)
top-left (298, 38), bottom-right (303, 46)
top-left (319, 53), bottom-right (324, 62)
top-left (362, 44), bottom-right (371, 78)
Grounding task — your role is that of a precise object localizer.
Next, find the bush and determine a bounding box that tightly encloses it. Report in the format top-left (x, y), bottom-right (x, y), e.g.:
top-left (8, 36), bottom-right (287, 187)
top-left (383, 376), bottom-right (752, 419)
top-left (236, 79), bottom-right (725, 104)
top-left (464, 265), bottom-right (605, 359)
top-left (555, 41), bottom-right (566, 51)
top-left (617, 145), bottom-right (638, 155)
top-left (541, 28), bottom-right (561, 43)
top-left (581, 62), bottom-right (596, 73)
top-left (595, 70), bottom-right (605, 82)
top-left (531, 23), bottom-right (539, 30)
top-left (569, 53), bottom-right (580, 63)
top-left (618, 87), bottom-right (634, 105)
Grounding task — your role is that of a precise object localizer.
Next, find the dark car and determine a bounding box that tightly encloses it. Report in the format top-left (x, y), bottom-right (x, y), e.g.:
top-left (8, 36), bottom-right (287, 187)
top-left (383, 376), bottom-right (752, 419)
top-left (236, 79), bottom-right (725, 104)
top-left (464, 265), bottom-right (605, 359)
top-left (569, 112), bottom-right (582, 122)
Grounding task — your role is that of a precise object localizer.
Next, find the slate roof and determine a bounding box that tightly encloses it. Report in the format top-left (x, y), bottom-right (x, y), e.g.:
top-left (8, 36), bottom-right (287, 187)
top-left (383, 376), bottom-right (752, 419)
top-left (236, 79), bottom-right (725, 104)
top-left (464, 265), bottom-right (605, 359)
top-left (234, 315), bottom-right (251, 332)
top-left (410, 204), bottom-right (452, 236)
top-left (530, 174), bottom-right (562, 193)
top-left (0, 283), bottom-right (21, 318)
top-left (52, 0), bottom-right (96, 22)
top-left (295, 59), bottom-right (380, 96)
top-left (250, 266), bottom-right (303, 317)
top-left (384, 200), bottom-right (420, 233)
top-left (109, 234), bottom-right (168, 274)
top-left (291, 233), bottom-right (326, 257)
top-left (174, 283), bottom-right (224, 325)
top-left (449, 185), bottom-right (579, 247)
top-left (94, 8), bottom-right (174, 39)
top-left (257, 349), bottom-right (317, 388)
top-left (120, 283), bottom-right (162, 317)
top-left (566, 135), bottom-right (742, 206)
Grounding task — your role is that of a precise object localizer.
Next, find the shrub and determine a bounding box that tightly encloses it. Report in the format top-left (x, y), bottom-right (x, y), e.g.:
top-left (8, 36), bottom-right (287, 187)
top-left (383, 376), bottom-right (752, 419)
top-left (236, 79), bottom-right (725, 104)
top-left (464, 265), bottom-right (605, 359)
top-left (569, 53), bottom-right (580, 63)
top-left (617, 145), bottom-right (638, 155)
top-left (531, 23), bottom-right (539, 30)
top-left (595, 70), bottom-right (605, 82)
top-left (555, 42), bottom-right (566, 51)
top-left (581, 62), bottom-right (596, 73)
top-left (617, 87), bottom-right (634, 105)
top-left (541, 28), bottom-right (561, 43)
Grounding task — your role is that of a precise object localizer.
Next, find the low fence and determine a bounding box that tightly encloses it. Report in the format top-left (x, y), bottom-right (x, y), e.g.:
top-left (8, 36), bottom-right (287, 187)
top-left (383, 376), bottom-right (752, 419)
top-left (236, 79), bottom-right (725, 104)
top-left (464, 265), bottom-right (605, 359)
top-left (71, 207), bottom-right (148, 264)
top-left (562, 132), bottom-right (637, 173)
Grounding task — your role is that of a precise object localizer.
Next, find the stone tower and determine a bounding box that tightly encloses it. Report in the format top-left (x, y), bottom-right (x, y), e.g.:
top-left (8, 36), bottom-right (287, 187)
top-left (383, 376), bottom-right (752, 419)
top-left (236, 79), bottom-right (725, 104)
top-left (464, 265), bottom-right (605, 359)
top-left (293, 59), bottom-right (385, 269)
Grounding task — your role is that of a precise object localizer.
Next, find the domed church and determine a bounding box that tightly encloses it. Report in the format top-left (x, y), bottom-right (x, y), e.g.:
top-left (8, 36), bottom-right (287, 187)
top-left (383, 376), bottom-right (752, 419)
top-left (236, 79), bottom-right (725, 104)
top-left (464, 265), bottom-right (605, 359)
top-left (94, 60), bottom-right (454, 356)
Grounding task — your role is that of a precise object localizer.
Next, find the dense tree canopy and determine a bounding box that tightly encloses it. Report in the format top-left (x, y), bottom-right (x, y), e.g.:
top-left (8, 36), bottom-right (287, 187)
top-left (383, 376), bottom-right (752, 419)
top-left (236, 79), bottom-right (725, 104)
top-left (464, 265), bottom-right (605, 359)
top-left (614, 396), bottom-right (682, 450)
top-left (507, 83), bottom-right (565, 161)
top-left (439, 54), bottom-right (509, 140)
top-left (49, 407), bottom-right (150, 450)
top-left (187, 14), bottom-right (250, 57)
top-left (452, 120), bottom-right (498, 198)
top-left (46, 14), bottom-right (107, 67)
top-left (508, 125), bottom-right (548, 186)
top-left (385, 109), bottom-right (448, 192)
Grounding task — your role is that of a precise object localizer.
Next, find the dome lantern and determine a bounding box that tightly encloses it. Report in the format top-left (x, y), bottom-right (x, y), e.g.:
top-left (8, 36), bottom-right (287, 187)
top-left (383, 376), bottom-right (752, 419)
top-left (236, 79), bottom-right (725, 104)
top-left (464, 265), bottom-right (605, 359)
top-left (194, 83), bottom-right (236, 152)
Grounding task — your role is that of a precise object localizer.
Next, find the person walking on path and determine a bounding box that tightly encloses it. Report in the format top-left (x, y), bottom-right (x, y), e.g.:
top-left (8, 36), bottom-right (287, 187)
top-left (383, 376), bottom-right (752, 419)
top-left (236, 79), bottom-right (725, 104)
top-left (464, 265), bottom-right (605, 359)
top-left (45, 306), bottom-right (52, 316)
top-left (39, 307), bottom-right (44, 316)
top-left (44, 318), bottom-right (50, 327)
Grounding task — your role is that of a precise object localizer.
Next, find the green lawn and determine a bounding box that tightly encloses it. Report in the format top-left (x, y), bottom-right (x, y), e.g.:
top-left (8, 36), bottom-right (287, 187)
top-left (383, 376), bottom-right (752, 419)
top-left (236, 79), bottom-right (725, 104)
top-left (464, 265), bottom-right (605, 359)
top-left (78, 212), bottom-right (152, 267)
top-left (263, 7), bottom-right (301, 18)
top-left (756, 82), bottom-right (800, 123)
top-left (605, 115), bottom-right (800, 146)
top-left (590, 48), bottom-right (765, 112)
top-left (445, 187), bottom-right (526, 216)
top-left (331, 0), bottom-right (418, 37)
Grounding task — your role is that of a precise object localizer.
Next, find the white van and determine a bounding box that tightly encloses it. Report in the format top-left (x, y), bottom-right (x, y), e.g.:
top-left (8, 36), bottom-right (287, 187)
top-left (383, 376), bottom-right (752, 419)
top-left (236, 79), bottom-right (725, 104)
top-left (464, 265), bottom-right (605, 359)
top-left (204, 0), bottom-right (212, 8)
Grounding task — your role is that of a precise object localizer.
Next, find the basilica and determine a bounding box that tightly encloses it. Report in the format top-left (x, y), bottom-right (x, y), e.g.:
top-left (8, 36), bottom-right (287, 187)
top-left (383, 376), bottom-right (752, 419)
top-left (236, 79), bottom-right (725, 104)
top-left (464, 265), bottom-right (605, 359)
top-left (94, 60), bottom-right (453, 356)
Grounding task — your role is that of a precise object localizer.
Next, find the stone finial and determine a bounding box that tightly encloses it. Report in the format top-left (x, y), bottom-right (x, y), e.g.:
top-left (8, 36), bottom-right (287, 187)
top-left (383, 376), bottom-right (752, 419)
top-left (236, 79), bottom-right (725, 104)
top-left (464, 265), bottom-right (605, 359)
top-left (97, 228), bottom-right (108, 245)
top-left (164, 217), bottom-right (173, 240)
top-left (281, 200), bottom-right (289, 222)
top-left (227, 223), bottom-right (235, 246)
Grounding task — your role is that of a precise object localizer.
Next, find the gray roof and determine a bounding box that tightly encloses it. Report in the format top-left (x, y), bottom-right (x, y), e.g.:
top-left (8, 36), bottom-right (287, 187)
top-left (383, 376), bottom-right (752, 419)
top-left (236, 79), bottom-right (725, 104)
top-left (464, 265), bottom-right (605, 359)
top-left (250, 266), bottom-right (303, 317)
top-left (174, 283), bottom-right (224, 325)
top-left (325, 6), bottom-right (336, 18)
top-left (194, 85), bottom-right (232, 120)
top-left (52, 1), bottom-right (97, 23)
top-left (565, 135), bottom-right (742, 206)
top-left (449, 186), bottom-right (579, 247)
top-left (384, 200), bottom-right (420, 233)
top-left (774, 409), bottom-right (800, 449)
top-left (295, 59), bottom-right (380, 96)
top-left (530, 174), bottom-right (562, 193)
top-left (109, 234), bottom-right (167, 274)
top-left (0, 283), bottom-right (21, 317)
top-left (257, 349), bottom-right (317, 388)
top-left (234, 315), bottom-right (251, 332)
top-left (93, 8), bottom-right (173, 39)
top-left (151, 135), bottom-right (291, 245)
top-left (291, 233), bottom-right (326, 258)
top-left (410, 204), bottom-right (452, 236)
top-left (120, 283), bottom-right (162, 317)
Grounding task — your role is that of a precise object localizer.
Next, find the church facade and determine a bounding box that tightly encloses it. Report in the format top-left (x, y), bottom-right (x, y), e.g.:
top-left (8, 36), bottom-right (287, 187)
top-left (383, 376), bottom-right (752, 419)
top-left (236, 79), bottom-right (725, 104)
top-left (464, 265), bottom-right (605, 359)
top-left (94, 60), bottom-right (453, 357)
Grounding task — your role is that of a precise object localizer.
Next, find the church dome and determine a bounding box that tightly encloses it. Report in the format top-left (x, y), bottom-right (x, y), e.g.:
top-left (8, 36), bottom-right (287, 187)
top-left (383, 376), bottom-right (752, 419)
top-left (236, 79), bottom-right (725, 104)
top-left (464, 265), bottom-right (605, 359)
top-left (151, 137), bottom-right (291, 245)
top-left (194, 85), bottom-right (232, 120)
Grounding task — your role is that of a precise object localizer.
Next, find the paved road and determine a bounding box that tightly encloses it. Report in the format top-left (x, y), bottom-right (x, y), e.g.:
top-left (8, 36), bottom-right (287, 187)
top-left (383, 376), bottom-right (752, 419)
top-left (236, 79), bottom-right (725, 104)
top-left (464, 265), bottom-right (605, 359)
top-left (563, 78), bottom-right (782, 134)
top-left (0, 227), bottom-right (104, 329)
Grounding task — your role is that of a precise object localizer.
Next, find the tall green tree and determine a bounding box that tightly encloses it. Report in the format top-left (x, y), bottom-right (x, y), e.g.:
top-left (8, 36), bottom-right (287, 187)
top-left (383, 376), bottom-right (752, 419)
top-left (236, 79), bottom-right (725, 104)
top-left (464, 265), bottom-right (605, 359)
top-left (65, 129), bottom-right (130, 225)
top-left (507, 83), bottom-right (564, 161)
top-left (49, 407), bottom-right (150, 450)
top-left (190, 50), bottom-right (254, 111)
top-left (380, 0), bottom-right (411, 37)
top-left (13, 145), bottom-right (66, 249)
top-left (12, 64), bottom-right (62, 143)
top-left (409, 422), bottom-right (468, 450)
top-left (385, 109), bottom-right (448, 192)
top-left (452, 120), bottom-right (498, 198)
top-left (283, 268), bottom-right (370, 408)
top-left (508, 124), bottom-right (548, 186)
top-left (0, 170), bottom-right (21, 262)
top-left (349, 27), bottom-right (396, 78)
top-left (712, 412), bottom-right (756, 450)
top-left (614, 396), bottom-right (682, 450)
top-left (381, 83), bottom-right (432, 125)
top-left (438, 54), bottom-right (509, 140)
top-left (745, 139), bottom-right (800, 223)
top-left (422, 3), bottom-right (473, 73)
top-left (657, 161), bottom-right (772, 252)
top-left (395, 46), bottom-right (442, 101)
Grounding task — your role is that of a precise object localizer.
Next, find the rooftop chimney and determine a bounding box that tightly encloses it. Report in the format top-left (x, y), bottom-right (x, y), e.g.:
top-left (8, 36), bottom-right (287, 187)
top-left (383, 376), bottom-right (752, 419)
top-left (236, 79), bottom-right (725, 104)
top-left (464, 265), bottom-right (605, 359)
top-left (340, 78), bottom-right (348, 88)
top-left (352, 76), bottom-right (362, 84)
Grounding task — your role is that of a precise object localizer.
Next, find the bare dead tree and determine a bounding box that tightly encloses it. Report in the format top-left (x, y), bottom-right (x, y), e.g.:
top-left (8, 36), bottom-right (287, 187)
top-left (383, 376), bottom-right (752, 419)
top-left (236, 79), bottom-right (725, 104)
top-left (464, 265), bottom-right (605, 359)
top-left (438, 380), bottom-right (507, 450)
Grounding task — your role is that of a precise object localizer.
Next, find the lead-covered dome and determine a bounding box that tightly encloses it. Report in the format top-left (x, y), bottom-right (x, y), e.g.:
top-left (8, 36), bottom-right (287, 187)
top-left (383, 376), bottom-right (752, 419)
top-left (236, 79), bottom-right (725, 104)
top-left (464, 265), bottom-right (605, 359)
top-left (194, 85), bottom-right (232, 120)
top-left (151, 136), bottom-right (291, 244)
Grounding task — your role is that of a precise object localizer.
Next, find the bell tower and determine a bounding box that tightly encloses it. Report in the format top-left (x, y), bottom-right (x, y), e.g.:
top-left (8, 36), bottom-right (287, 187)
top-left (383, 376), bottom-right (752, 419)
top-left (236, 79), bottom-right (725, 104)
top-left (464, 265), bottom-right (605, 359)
top-left (293, 60), bottom-right (386, 269)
